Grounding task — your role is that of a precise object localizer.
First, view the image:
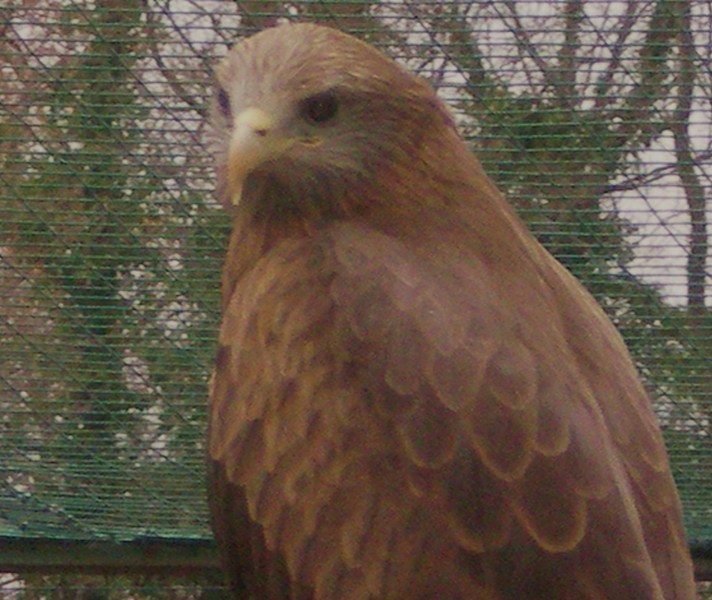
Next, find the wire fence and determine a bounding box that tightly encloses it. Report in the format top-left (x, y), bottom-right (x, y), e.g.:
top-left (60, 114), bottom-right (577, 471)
top-left (1, 0), bottom-right (711, 595)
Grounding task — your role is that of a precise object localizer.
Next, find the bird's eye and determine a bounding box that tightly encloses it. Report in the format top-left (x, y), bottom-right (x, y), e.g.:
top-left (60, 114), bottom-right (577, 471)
top-left (216, 87), bottom-right (231, 118)
top-left (302, 92), bottom-right (339, 125)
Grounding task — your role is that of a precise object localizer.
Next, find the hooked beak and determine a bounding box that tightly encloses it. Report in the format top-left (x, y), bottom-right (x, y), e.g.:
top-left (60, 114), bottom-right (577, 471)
top-left (226, 107), bottom-right (293, 206)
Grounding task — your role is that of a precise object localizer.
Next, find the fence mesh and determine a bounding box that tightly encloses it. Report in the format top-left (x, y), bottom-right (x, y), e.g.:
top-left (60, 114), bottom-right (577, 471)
top-left (1, 0), bottom-right (711, 591)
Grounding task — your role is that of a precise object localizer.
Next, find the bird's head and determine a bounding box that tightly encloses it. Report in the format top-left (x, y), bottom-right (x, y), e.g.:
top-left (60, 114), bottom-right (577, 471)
top-left (209, 23), bottom-right (455, 217)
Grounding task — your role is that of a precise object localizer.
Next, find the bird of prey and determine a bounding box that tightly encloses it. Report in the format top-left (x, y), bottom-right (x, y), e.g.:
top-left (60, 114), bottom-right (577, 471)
top-left (206, 23), bottom-right (696, 600)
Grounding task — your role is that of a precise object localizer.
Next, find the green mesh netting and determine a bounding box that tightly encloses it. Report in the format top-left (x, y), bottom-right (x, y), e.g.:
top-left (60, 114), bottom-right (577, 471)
top-left (1, 0), bottom-right (710, 579)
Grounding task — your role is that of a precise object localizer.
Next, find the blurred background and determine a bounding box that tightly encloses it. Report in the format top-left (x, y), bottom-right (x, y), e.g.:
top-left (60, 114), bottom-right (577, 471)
top-left (1, 0), bottom-right (710, 597)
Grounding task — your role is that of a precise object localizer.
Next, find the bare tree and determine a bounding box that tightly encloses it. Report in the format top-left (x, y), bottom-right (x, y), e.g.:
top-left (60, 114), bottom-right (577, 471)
top-left (1, 0), bottom-right (709, 595)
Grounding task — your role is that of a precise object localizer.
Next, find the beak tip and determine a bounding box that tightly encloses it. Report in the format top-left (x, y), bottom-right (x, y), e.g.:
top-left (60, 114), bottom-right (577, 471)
top-left (230, 184), bottom-right (242, 206)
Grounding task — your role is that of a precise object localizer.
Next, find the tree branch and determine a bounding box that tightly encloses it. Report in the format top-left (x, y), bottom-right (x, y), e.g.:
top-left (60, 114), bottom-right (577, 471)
top-left (670, 0), bottom-right (708, 315)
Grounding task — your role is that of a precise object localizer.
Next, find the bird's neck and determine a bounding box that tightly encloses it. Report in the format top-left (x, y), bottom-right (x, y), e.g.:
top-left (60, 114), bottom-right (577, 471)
top-left (219, 208), bottom-right (310, 311)
top-left (219, 131), bottom-right (542, 312)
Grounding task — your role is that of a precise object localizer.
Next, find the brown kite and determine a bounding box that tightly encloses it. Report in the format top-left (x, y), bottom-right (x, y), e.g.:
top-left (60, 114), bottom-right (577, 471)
top-left (206, 23), bottom-right (696, 600)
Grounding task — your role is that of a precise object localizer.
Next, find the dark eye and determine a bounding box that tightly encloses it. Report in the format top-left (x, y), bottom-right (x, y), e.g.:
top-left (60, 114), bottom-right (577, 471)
top-left (216, 87), bottom-right (231, 118)
top-left (302, 92), bottom-right (339, 124)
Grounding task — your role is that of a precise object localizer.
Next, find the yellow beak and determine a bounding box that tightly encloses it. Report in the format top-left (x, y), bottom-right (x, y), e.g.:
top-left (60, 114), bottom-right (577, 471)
top-left (227, 107), bottom-right (291, 206)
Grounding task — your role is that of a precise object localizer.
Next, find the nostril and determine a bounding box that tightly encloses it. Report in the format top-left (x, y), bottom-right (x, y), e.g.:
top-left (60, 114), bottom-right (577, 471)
top-left (234, 108), bottom-right (273, 139)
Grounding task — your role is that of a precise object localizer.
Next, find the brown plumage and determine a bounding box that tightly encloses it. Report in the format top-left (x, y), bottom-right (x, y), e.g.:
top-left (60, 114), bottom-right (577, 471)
top-left (206, 23), bottom-right (696, 599)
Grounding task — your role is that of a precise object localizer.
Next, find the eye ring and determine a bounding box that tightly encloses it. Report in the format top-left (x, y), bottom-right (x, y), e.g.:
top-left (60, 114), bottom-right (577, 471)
top-left (302, 92), bottom-right (339, 125)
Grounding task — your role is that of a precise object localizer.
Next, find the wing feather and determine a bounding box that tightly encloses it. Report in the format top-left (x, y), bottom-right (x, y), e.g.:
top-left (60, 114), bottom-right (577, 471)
top-left (209, 220), bottom-right (695, 598)
top-left (325, 221), bottom-right (694, 598)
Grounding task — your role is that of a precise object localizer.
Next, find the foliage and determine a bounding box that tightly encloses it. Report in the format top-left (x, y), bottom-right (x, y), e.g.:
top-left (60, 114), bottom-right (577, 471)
top-left (1, 0), bottom-right (710, 595)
